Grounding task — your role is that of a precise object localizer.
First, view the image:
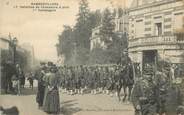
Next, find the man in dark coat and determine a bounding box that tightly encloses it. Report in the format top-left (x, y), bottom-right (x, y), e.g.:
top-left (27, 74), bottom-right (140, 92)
top-left (27, 75), bottom-right (34, 89)
top-left (36, 69), bottom-right (46, 108)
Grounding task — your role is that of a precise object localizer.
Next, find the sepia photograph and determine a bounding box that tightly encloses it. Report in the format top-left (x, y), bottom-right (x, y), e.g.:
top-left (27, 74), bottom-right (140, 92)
top-left (0, 0), bottom-right (184, 115)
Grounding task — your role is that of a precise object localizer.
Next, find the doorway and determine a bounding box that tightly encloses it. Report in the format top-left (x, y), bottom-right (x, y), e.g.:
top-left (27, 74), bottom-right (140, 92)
top-left (142, 50), bottom-right (158, 76)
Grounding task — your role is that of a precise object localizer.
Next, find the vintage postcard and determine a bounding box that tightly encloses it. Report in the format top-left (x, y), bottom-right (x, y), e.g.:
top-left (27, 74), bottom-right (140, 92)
top-left (0, 0), bottom-right (184, 115)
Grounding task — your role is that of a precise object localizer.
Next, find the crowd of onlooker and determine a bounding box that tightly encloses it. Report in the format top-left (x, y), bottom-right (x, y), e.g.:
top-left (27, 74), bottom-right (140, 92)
top-left (2, 61), bottom-right (35, 95)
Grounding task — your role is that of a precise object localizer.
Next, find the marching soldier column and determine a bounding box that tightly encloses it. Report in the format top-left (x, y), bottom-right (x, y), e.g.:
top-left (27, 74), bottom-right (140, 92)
top-left (33, 59), bottom-right (184, 115)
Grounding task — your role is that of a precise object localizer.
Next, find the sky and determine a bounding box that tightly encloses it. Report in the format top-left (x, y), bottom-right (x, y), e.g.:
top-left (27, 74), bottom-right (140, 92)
top-left (0, 0), bottom-right (132, 62)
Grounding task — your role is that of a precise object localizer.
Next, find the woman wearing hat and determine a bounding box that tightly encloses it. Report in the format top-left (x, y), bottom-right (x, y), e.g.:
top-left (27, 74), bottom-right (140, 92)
top-left (43, 66), bottom-right (60, 114)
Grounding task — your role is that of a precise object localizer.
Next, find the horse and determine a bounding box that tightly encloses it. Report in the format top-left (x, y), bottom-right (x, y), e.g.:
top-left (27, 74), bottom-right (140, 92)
top-left (116, 63), bottom-right (135, 102)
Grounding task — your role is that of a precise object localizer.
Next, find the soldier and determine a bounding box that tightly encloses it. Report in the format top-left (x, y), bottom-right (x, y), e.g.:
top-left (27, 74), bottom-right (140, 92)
top-left (80, 66), bottom-right (86, 95)
top-left (86, 67), bottom-right (92, 90)
top-left (75, 66), bottom-right (81, 94)
top-left (65, 69), bottom-right (71, 94)
top-left (104, 67), bottom-right (111, 94)
top-left (83, 67), bottom-right (89, 90)
top-left (114, 65), bottom-right (121, 97)
top-left (131, 75), bottom-right (157, 115)
top-left (154, 71), bottom-right (168, 115)
top-left (107, 68), bottom-right (115, 96)
top-left (176, 77), bottom-right (184, 115)
top-left (95, 67), bottom-right (101, 94)
top-left (70, 67), bottom-right (76, 95)
top-left (98, 66), bottom-right (104, 93)
top-left (68, 67), bottom-right (72, 95)
top-left (132, 69), bottom-right (169, 115)
top-left (89, 67), bottom-right (95, 94)
top-left (102, 67), bottom-right (107, 94)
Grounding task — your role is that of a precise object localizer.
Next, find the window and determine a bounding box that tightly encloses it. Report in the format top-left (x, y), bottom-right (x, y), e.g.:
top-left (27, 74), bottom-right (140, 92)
top-left (155, 23), bottom-right (162, 36)
top-left (154, 16), bottom-right (162, 19)
top-left (135, 19), bottom-right (144, 38)
top-left (145, 15), bottom-right (151, 19)
top-left (164, 18), bottom-right (172, 22)
top-left (145, 28), bottom-right (151, 31)
top-left (164, 31), bottom-right (172, 36)
top-left (164, 25), bottom-right (172, 29)
top-left (145, 21), bottom-right (151, 25)
top-left (174, 13), bottom-right (183, 30)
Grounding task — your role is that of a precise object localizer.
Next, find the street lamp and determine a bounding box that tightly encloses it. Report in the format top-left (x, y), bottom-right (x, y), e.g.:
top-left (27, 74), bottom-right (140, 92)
top-left (12, 37), bottom-right (18, 64)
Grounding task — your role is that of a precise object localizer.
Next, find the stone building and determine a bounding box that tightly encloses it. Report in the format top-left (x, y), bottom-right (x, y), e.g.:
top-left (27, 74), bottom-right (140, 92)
top-left (90, 26), bottom-right (106, 50)
top-left (90, 8), bottom-right (129, 51)
top-left (114, 9), bottom-right (129, 36)
top-left (128, 0), bottom-right (184, 74)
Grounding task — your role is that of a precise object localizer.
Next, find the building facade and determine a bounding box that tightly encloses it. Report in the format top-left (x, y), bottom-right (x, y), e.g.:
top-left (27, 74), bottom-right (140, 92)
top-left (90, 8), bottom-right (129, 51)
top-left (0, 37), bottom-right (13, 63)
top-left (128, 0), bottom-right (184, 73)
top-left (114, 9), bottom-right (129, 36)
top-left (90, 26), bottom-right (106, 50)
top-left (0, 38), bottom-right (10, 50)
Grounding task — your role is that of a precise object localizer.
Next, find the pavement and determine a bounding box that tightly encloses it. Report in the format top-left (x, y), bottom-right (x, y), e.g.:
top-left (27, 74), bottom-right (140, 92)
top-left (0, 81), bottom-right (134, 115)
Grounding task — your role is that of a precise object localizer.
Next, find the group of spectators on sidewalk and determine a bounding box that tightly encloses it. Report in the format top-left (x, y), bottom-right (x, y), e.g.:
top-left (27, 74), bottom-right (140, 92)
top-left (2, 61), bottom-right (34, 95)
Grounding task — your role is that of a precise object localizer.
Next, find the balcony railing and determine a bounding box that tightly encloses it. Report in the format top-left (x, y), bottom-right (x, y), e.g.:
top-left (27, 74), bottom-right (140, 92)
top-left (129, 35), bottom-right (184, 48)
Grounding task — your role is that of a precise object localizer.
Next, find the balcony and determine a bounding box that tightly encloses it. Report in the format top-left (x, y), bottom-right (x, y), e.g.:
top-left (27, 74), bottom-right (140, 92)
top-left (129, 35), bottom-right (184, 48)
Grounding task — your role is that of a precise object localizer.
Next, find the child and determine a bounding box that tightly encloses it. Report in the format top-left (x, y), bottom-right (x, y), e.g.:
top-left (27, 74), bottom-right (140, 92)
top-left (11, 75), bottom-right (18, 95)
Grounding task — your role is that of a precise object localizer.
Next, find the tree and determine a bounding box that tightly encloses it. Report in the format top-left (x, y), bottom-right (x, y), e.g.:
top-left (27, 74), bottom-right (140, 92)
top-left (74, 0), bottom-right (94, 65)
top-left (100, 8), bottom-right (115, 45)
top-left (89, 47), bottom-right (110, 64)
top-left (75, 0), bottom-right (90, 49)
top-left (56, 0), bottom-right (104, 65)
top-left (88, 10), bottom-right (102, 29)
top-left (57, 25), bottom-right (75, 65)
top-left (107, 33), bottom-right (128, 64)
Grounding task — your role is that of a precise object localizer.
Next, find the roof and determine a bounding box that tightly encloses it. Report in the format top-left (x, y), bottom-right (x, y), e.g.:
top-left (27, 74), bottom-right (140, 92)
top-left (0, 37), bottom-right (10, 43)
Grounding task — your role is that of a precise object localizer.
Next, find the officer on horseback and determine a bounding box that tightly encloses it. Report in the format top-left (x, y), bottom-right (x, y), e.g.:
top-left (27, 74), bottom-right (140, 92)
top-left (115, 49), bottom-right (135, 102)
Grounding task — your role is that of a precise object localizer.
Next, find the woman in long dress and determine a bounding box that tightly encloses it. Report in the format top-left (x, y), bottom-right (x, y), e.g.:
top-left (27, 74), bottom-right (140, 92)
top-left (43, 67), bottom-right (60, 114)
